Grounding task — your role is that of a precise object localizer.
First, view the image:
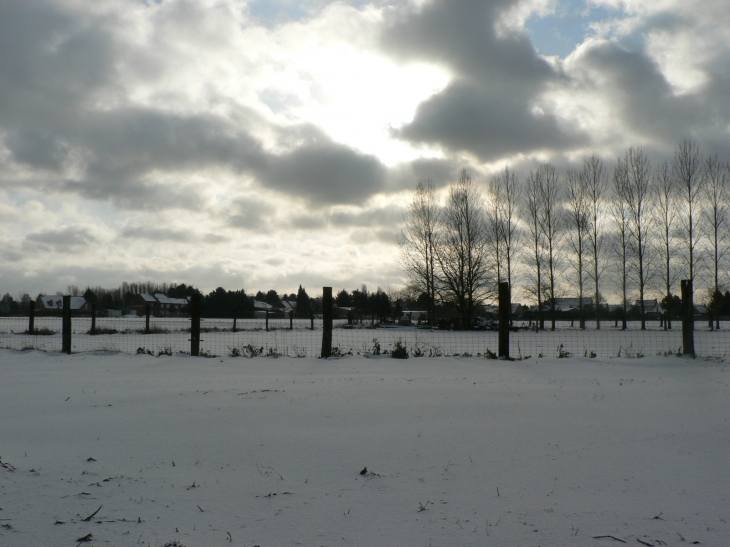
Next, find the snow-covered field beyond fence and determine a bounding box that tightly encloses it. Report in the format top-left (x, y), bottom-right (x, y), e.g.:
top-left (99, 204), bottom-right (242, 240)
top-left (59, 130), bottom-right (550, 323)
top-left (1, 317), bottom-right (729, 358)
top-left (0, 349), bottom-right (728, 547)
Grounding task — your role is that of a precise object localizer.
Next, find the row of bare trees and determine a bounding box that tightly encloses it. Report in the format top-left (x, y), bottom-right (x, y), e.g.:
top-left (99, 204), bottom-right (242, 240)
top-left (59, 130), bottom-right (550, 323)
top-left (400, 169), bottom-right (494, 325)
top-left (400, 140), bottom-right (730, 329)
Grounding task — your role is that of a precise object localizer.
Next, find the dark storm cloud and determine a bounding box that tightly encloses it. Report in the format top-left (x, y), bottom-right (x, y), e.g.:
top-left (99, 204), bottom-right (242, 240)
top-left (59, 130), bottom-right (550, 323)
top-left (575, 41), bottom-right (691, 139)
top-left (572, 38), bottom-right (730, 156)
top-left (0, 1), bottom-right (116, 128)
top-left (287, 203), bottom-right (403, 233)
top-left (382, 0), bottom-right (583, 159)
top-left (25, 226), bottom-right (98, 251)
top-left (0, 1), bottom-right (389, 210)
top-left (257, 140), bottom-right (387, 204)
top-left (385, 157), bottom-right (457, 191)
top-left (4, 130), bottom-right (70, 172)
top-left (393, 79), bottom-right (581, 159)
top-left (288, 214), bottom-right (327, 230)
top-left (58, 107), bottom-right (266, 209)
top-left (225, 197), bottom-right (270, 230)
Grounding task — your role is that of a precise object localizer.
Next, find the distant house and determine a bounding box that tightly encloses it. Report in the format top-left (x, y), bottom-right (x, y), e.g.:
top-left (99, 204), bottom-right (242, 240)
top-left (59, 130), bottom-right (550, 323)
top-left (400, 310), bottom-right (428, 323)
top-left (633, 299), bottom-right (664, 318)
top-left (512, 303), bottom-right (527, 317)
top-left (481, 305), bottom-right (498, 315)
top-left (551, 298), bottom-right (595, 312)
top-left (130, 294), bottom-right (189, 317)
top-left (693, 305), bottom-right (709, 319)
top-left (130, 294), bottom-right (159, 316)
top-left (254, 300), bottom-right (273, 319)
top-left (35, 295), bottom-right (91, 312)
top-left (153, 293), bottom-right (189, 317)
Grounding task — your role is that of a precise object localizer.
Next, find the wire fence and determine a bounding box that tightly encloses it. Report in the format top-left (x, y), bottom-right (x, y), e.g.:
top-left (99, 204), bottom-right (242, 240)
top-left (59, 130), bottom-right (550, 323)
top-left (1, 316), bottom-right (729, 359)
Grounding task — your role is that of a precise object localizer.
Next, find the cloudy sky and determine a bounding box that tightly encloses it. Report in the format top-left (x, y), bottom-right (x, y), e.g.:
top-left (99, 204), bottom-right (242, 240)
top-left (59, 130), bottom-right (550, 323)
top-left (1, 0), bottom-right (729, 298)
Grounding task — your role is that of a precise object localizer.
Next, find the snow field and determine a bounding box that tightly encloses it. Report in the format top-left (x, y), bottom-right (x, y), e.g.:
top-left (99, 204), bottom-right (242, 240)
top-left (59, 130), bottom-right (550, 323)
top-left (1, 350), bottom-right (729, 546)
top-left (1, 317), bottom-right (729, 359)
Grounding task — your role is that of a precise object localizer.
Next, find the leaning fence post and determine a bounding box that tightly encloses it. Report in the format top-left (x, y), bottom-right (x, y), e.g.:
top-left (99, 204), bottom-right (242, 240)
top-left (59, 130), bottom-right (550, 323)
top-left (321, 287), bottom-right (333, 358)
top-left (62, 295), bottom-right (72, 354)
top-left (28, 300), bottom-right (35, 334)
top-left (91, 303), bottom-right (96, 335)
top-left (498, 282), bottom-right (510, 359)
top-left (190, 293), bottom-right (201, 357)
top-left (681, 279), bottom-right (695, 357)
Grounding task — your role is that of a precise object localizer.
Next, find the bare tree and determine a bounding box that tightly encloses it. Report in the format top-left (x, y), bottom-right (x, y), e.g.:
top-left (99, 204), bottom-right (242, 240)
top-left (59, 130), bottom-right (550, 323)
top-left (583, 153), bottom-right (607, 329)
top-left (611, 157), bottom-right (631, 330)
top-left (434, 169), bottom-right (493, 324)
top-left (524, 168), bottom-right (545, 330)
top-left (487, 176), bottom-right (504, 284)
top-left (623, 146), bottom-right (653, 330)
top-left (400, 180), bottom-right (440, 321)
top-left (702, 156), bottom-right (729, 329)
top-left (565, 168), bottom-right (589, 329)
top-left (489, 167), bottom-right (521, 320)
top-left (653, 161), bottom-right (678, 328)
top-left (536, 164), bottom-right (564, 331)
top-left (673, 140), bottom-right (705, 282)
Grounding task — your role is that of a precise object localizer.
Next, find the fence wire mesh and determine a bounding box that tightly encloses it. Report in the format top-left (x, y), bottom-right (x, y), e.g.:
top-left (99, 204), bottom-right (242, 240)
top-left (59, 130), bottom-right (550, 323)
top-left (1, 316), bottom-right (729, 359)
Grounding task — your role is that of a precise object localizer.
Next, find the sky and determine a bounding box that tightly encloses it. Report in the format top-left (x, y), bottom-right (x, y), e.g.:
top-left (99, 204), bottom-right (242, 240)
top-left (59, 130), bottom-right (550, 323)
top-left (1, 0), bottom-right (729, 300)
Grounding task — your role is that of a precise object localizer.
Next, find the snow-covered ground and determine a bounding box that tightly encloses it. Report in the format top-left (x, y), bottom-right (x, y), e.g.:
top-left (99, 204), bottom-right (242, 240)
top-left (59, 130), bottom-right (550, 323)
top-left (1, 317), bottom-right (729, 359)
top-left (1, 349), bottom-right (728, 547)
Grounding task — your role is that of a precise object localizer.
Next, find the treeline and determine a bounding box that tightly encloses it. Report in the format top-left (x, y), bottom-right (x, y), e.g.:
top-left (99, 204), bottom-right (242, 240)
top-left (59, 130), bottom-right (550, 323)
top-left (335, 286), bottom-right (396, 323)
top-left (401, 139), bottom-right (730, 330)
top-left (0, 283), bottom-right (324, 319)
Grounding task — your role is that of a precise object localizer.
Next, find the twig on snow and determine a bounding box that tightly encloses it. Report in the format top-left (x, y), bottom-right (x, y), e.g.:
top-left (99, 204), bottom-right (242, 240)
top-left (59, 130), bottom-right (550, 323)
top-left (593, 535), bottom-right (627, 543)
top-left (81, 505), bottom-right (103, 522)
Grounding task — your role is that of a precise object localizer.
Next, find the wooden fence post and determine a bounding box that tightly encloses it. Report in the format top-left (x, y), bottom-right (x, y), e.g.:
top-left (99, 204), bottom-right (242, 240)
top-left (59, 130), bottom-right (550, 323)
top-left (91, 303), bottom-right (96, 335)
top-left (498, 282), bottom-right (510, 359)
top-left (145, 304), bottom-right (151, 334)
top-left (232, 313), bottom-right (237, 333)
top-left (190, 293), bottom-right (201, 357)
top-left (62, 295), bottom-right (72, 354)
top-left (310, 311), bottom-right (314, 330)
top-left (321, 287), bottom-right (332, 358)
top-left (681, 279), bottom-right (695, 357)
top-left (290, 310), bottom-right (293, 330)
top-left (265, 308), bottom-right (269, 331)
top-left (28, 300), bottom-right (35, 334)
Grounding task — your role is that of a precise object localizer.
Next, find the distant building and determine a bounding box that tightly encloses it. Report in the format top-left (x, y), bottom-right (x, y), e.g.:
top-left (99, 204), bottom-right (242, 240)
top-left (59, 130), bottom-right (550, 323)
top-left (153, 293), bottom-right (189, 317)
top-left (130, 294), bottom-right (158, 316)
top-left (551, 298), bottom-right (595, 312)
top-left (400, 310), bottom-right (428, 323)
top-left (633, 299), bottom-right (664, 318)
top-left (35, 295), bottom-right (91, 312)
top-left (254, 300), bottom-right (273, 319)
top-left (130, 294), bottom-right (189, 317)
